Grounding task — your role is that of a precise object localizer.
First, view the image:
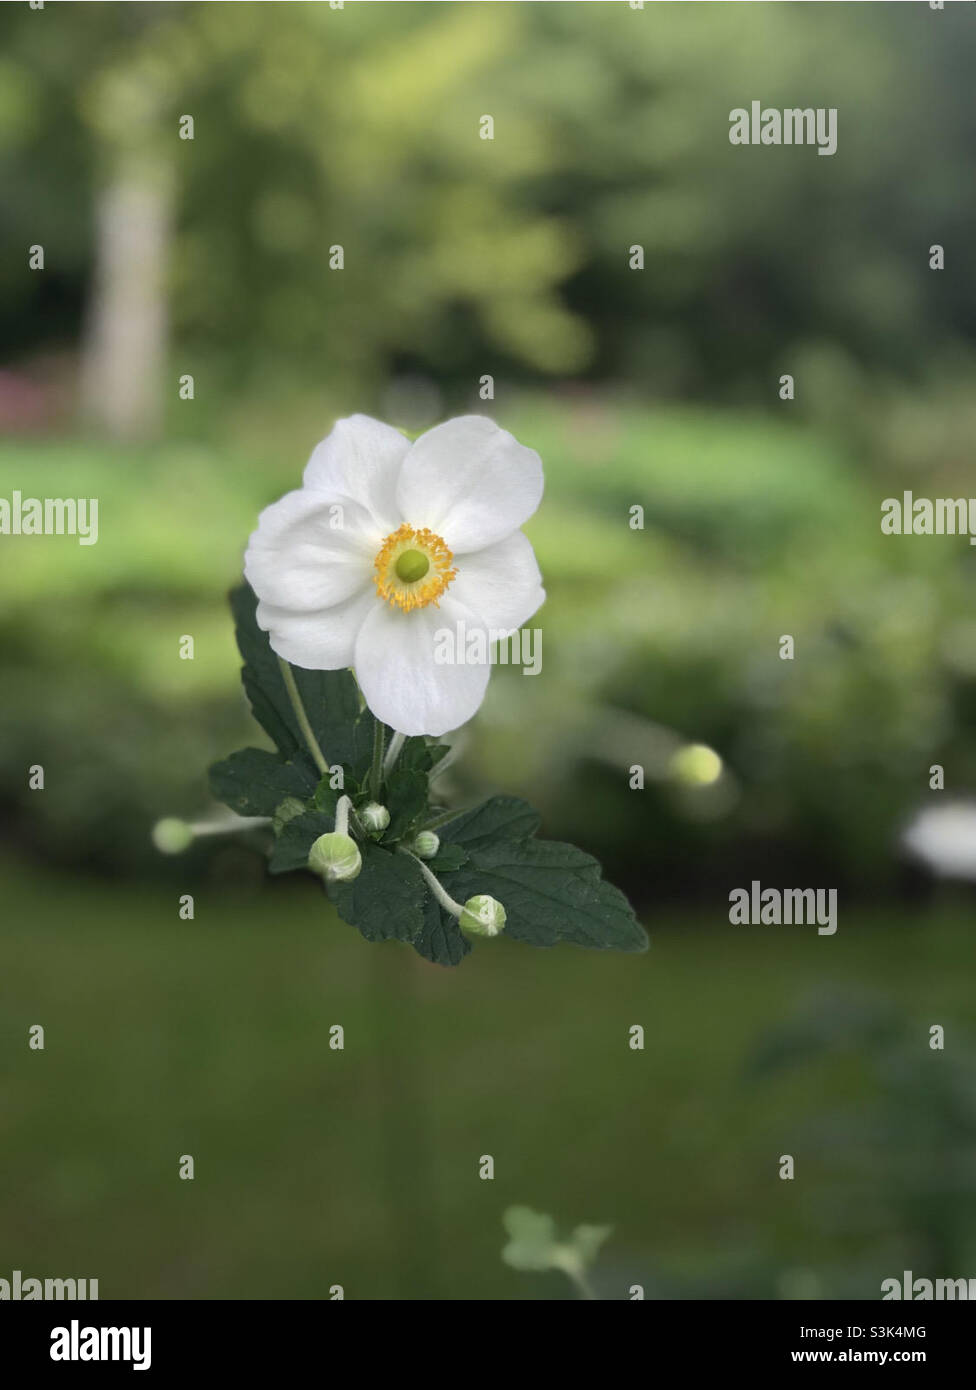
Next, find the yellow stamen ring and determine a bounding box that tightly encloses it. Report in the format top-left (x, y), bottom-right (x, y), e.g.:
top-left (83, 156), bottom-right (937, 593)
top-left (373, 523), bottom-right (457, 613)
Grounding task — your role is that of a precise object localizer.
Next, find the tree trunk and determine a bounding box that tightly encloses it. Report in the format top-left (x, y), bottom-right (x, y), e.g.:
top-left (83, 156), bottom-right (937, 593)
top-left (80, 163), bottom-right (172, 441)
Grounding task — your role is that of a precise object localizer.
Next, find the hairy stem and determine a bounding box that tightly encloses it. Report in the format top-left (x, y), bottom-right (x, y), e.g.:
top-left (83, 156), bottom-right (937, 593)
top-left (428, 742), bottom-right (462, 783)
top-left (277, 657), bottom-right (329, 776)
top-left (399, 848), bottom-right (463, 919)
top-left (419, 806), bottom-right (465, 833)
top-left (566, 1267), bottom-right (597, 1301)
top-left (382, 730), bottom-right (406, 777)
top-left (334, 795), bottom-right (352, 838)
top-left (369, 721), bottom-right (386, 801)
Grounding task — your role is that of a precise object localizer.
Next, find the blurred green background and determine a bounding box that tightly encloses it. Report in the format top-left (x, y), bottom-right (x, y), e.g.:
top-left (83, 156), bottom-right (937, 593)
top-left (2, 1), bottom-right (975, 1299)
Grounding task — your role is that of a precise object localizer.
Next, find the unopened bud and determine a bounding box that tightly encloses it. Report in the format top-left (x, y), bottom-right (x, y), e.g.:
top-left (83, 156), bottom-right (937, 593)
top-left (151, 817), bottom-right (194, 855)
top-left (412, 830), bottom-right (440, 859)
top-left (360, 802), bottom-right (390, 832)
top-left (308, 831), bottom-right (362, 883)
top-left (459, 894), bottom-right (506, 937)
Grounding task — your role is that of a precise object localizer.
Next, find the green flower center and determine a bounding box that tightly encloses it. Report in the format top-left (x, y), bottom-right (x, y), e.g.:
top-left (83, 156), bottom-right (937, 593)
top-left (395, 548), bottom-right (431, 583)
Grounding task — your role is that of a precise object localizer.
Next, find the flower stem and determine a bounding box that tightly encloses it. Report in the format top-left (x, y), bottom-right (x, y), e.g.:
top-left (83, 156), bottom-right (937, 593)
top-left (419, 806), bottom-right (464, 833)
top-left (429, 741), bottom-right (462, 783)
top-left (334, 795), bottom-right (352, 837)
top-left (552, 1250), bottom-right (598, 1300)
top-left (566, 1267), bottom-right (597, 1301)
top-left (383, 730), bottom-right (406, 777)
top-left (400, 848), bottom-right (464, 919)
top-left (152, 812), bottom-right (270, 854)
top-left (192, 815), bottom-right (270, 836)
top-left (369, 721), bottom-right (385, 800)
top-left (277, 656), bottom-right (329, 776)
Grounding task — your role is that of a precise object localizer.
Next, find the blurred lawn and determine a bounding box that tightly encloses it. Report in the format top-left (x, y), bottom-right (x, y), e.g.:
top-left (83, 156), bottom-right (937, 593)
top-left (3, 858), bottom-right (972, 1300)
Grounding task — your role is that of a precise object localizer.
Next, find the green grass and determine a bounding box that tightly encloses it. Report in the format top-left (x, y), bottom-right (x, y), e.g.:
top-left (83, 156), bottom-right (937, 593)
top-left (3, 860), bottom-right (971, 1300)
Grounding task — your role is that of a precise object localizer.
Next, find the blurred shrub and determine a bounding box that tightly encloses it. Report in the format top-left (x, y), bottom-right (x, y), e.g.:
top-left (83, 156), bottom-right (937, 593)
top-left (5, 393), bottom-right (976, 898)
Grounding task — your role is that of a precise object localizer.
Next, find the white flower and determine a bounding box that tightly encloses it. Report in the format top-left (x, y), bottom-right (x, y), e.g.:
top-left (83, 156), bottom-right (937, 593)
top-left (244, 414), bottom-right (545, 736)
top-left (901, 800), bottom-right (976, 880)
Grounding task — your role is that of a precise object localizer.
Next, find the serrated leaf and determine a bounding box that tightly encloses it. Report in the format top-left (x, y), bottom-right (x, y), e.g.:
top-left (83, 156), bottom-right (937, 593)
top-left (230, 586), bottom-right (302, 761)
top-left (272, 797), bottom-right (308, 835)
top-left (230, 584), bottom-right (376, 774)
top-left (411, 892), bottom-right (471, 967)
top-left (348, 708), bottom-right (384, 779)
top-left (268, 810), bottom-right (335, 875)
top-left (398, 736), bottom-right (449, 774)
top-left (384, 768), bottom-right (429, 839)
top-left (312, 776), bottom-right (340, 816)
top-left (329, 843), bottom-right (426, 943)
top-left (437, 795), bottom-right (541, 849)
top-left (442, 837), bottom-right (647, 953)
top-left (425, 842), bottom-right (468, 873)
top-left (209, 747), bottom-right (317, 817)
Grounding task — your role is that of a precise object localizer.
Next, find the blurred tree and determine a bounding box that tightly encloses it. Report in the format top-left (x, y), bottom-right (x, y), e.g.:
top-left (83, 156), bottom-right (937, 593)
top-left (3, 2), bottom-right (975, 423)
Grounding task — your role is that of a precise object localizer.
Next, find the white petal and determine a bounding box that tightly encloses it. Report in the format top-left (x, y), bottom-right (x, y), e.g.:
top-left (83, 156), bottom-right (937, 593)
top-left (354, 595), bottom-right (491, 737)
top-left (244, 489), bottom-right (376, 612)
top-left (303, 415), bottom-right (409, 536)
top-left (257, 587), bottom-right (376, 671)
top-left (449, 530), bottom-right (545, 635)
top-left (395, 415), bottom-right (543, 554)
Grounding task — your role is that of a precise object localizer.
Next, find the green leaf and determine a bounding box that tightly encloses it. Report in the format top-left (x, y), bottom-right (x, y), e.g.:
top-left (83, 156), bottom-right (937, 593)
top-left (230, 584), bottom-right (374, 774)
top-left (424, 842), bottom-right (468, 873)
top-left (230, 586), bottom-right (300, 761)
top-left (347, 708), bottom-right (385, 781)
top-left (329, 844), bottom-right (426, 944)
top-left (312, 775), bottom-right (340, 817)
top-left (501, 1207), bottom-right (559, 1272)
top-left (209, 747), bottom-right (317, 817)
top-left (569, 1224), bottom-right (613, 1267)
top-left (501, 1208), bottom-right (612, 1280)
top-left (272, 797), bottom-right (308, 835)
top-left (268, 810), bottom-right (334, 875)
top-left (438, 795), bottom-right (541, 849)
top-left (399, 736), bottom-right (451, 774)
top-left (442, 837), bottom-right (647, 953)
top-left (384, 768), bottom-right (428, 840)
top-left (411, 893), bottom-right (471, 967)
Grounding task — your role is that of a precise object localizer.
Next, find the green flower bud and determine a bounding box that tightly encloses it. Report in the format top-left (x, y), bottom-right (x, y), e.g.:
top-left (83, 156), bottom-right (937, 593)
top-left (360, 802), bottom-right (390, 832)
top-left (459, 894), bottom-right (506, 937)
top-left (308, 831), bottom-right (362, 883)
top-left (411, 830), bottom-right (440, 859)
top-left (151, 817), bottom-right (195, 855)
